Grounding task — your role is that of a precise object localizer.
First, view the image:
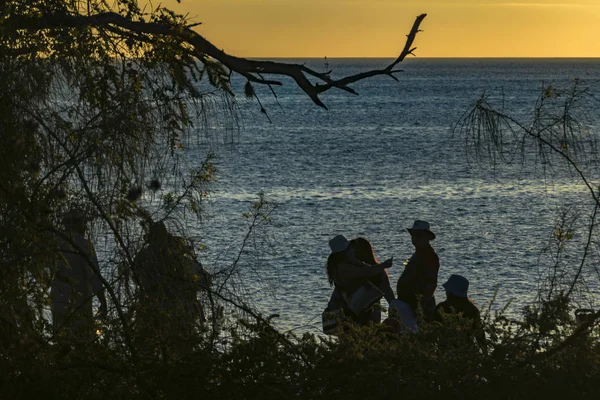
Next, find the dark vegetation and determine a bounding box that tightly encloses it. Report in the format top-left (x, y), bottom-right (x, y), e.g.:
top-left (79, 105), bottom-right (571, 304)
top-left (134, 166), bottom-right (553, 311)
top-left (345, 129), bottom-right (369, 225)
top-left (1, 1), bottom-right (599, 398)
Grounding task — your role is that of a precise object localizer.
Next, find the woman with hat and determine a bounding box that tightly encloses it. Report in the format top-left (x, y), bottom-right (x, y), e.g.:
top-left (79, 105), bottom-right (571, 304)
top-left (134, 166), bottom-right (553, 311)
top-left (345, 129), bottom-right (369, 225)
top-left (434, 274), bottom-right (485, 347)
top-left (326, 235), bottom-right (394, 326)
top-left (434, 275), bottom-right (480, 321)
top-left (396, 220), bottom-right (440, 320)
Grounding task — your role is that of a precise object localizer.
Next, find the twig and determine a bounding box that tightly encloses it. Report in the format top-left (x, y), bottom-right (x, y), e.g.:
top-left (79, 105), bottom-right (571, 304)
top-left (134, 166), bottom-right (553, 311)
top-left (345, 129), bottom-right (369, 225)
top-left (566, 196), bottom-right (599, 297)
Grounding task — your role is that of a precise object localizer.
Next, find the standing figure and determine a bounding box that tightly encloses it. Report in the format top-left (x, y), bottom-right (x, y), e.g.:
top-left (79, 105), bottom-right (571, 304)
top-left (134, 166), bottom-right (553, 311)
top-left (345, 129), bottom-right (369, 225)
top-left (51, 209), bottom-right (107, 343)
top-left (352, 237), bottom-right (396, 305)
top-left (132, 221), bottom-right (210, 357)
top-left (326, 235), bottom-right (394, 326)
top-left (396, 220), bottom-right (439, 320)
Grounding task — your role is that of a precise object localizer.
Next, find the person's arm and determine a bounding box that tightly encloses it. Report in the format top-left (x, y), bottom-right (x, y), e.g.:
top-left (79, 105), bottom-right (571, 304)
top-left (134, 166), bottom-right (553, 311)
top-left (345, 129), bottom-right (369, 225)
top-left (422, 283), bottom-right (437, 299)
top-left (379, 270), bottom-right (396, 304)
top-left (336, 258), bottom-right (393, 280)
top-left (88, 242), bottom-right (107, 316)
top-left (327, 288), bottom-right (344, 310)
top-left (422, 253), bottom-right (439, 299)
top-left (194, 260), bottom-right (211, 288)
top-left (472, 309), bottom-right (487, 352)
top-left (96, 291), bottom-right (108, 317)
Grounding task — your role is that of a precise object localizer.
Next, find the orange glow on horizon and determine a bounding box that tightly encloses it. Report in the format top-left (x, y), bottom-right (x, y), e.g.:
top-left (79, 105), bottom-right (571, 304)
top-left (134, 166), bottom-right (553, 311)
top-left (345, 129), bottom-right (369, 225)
top-left (160, 1), bottom-right (600, 58)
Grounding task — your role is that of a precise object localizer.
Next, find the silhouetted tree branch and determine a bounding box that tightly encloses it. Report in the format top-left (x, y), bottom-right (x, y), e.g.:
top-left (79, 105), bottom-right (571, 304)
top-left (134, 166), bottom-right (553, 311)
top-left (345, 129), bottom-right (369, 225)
top-left (456, 80), bottom-right (600, 366)
top-left (4, 11), bottom-right (427, 109)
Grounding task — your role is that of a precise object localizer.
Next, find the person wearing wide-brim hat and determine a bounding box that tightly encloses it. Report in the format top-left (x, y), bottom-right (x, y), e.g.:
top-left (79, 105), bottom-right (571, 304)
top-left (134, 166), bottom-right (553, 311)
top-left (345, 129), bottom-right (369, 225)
top-left (434, 274), bottom-right (485, 348)
top-left (325, 234), bottom-right (394, 327)
top-left (396, 220), bottom-right (440, 320)
top-left (406, 220), bottom-right (436, 241)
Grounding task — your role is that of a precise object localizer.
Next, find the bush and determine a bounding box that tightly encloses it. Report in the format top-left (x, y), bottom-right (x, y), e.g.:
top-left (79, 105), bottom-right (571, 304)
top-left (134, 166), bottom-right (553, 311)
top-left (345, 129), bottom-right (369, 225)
top-left (2, 295), bottom-right (600, 399)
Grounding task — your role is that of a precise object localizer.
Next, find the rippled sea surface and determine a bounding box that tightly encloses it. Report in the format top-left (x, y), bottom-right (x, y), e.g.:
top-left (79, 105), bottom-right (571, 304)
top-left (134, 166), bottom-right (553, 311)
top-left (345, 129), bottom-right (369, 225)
top-left (187, 59), bottom-right (600, 333)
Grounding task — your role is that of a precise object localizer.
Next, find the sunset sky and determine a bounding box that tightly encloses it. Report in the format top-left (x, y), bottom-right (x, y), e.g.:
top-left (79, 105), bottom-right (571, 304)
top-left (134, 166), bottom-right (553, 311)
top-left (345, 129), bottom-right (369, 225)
top-left (161, 0), bottom-right (600, 58)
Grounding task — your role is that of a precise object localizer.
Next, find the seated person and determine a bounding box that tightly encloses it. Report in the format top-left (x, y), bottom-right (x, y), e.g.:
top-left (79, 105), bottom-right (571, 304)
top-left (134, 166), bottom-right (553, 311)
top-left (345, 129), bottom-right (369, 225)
top-left (434, 274), bottom-right (485, 347)
top-left (387, 281), bottom-right (419, 333)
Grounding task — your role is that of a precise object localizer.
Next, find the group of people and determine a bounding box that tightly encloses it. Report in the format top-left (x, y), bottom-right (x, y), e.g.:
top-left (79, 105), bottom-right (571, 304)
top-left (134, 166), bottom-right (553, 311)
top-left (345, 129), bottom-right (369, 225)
top-left (50, 209), bottom-right (210, 351)
top-left (51, 209), bottom-right (480, 348)
top-left (324, 220), bottom-right (482, 336)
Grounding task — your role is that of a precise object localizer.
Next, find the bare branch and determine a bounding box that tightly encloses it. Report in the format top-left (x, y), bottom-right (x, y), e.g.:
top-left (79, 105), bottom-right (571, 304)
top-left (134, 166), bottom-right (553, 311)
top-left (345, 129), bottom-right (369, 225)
top-left (566, 198), bottom-right (599, 298)
top-left (5, 12), bottom-right (427, 109)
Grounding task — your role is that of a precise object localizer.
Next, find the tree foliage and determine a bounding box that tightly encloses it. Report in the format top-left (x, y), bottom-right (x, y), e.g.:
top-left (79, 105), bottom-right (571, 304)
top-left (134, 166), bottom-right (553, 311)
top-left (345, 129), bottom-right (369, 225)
top-left (4, 1), bottom-right (600, 398)
top-left (0, 0), bottom-right (433, 388)
top-left (455, 78), bottom-right (600, 356)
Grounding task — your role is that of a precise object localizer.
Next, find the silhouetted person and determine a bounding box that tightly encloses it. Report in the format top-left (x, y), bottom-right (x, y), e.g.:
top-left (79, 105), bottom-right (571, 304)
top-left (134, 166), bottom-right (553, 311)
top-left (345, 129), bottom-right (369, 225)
top-left (326, 235), bottom-right (393, 327)
top-left (387, 290), bottom-right (419, 333)
top-left (51, 209), bottom-right (106, 343)
top-left (352, 237), bottom-right (395, 305)
top-left (396, 220), bottom-right (439, 320)
top-left (434, 274), bottom-right (485, 347)
top-left (133, 221), bottom-right (210, 358)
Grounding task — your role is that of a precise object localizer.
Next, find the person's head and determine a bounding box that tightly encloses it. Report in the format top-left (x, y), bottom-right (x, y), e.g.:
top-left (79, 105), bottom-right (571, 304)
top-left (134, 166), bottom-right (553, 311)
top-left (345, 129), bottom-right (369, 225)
top-left (350, 237), bottom-right (379, 265)
top-left (329, 234), bottom-right (351, 255)
top-left (327, 234), bottom-right (352, 285)
top-left (406, 220), bottom-right (435, 248)
top-left (329, 234), bottom-right (358, 261)
top-left (442, 274), bottom-right (469, 299)
top-left (147, 221), bottom-right (169, 244)
top-left (62, 208), bottom-right (88, 234)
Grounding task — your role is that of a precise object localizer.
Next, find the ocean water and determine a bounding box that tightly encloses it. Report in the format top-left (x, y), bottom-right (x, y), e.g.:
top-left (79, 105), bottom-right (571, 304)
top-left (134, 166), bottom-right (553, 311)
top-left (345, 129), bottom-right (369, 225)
top-left (187, 59), bottom-right (600, 333)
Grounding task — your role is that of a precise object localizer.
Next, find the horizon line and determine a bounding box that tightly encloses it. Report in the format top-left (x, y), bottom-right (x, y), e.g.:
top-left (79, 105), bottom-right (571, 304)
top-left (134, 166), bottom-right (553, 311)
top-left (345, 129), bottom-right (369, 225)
top-left (245, 56), bottom-right (600, 60)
